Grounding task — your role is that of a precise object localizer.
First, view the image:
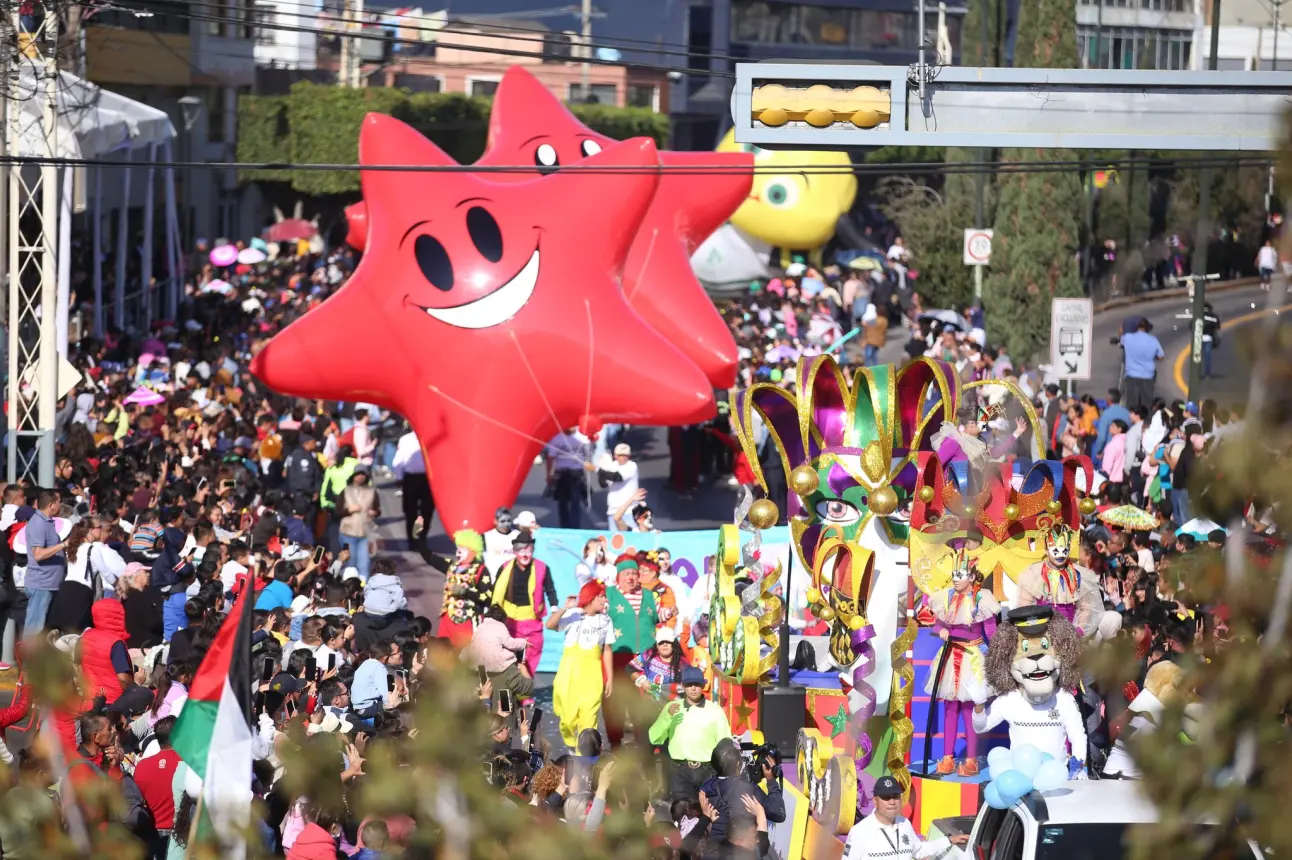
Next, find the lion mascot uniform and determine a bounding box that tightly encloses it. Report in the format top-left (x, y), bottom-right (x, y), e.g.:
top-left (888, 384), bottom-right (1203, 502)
top-left (1016, 523), bottom-right (1121, 642)
top-left (970, 606), bottom-right (1088, 778)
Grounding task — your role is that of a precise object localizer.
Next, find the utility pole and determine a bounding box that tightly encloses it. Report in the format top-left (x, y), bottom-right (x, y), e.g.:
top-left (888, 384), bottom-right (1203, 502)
top-left (338, 0), bottom-right (357, 87)
top-left (6, 4), bottom-right (61, 486)
top-left (1268, 0), bottom-right (1283, 232)
top-left (353, 0), bottom-right (365, 87)
top-left (579, 0), bottom-right (592, 101)
top-left (972, 0), bottom-right (990, 305)
top-left (1188, 0), bottom-right (1222, 401)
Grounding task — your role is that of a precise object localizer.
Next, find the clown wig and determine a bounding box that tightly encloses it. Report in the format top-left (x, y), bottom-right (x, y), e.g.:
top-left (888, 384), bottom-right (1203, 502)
top-left (578, 580), bottom-right (606, 608)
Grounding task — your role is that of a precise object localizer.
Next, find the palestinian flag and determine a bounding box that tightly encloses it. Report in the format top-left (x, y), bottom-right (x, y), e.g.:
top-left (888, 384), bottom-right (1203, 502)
top-left (171, 587), bottom-right (255, 853)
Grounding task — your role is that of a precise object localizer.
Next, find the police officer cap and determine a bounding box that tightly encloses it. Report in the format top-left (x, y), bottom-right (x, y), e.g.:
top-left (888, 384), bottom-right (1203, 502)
top-left (873, 776), bottom-right (903, 799)
top-left (1007, 604), bottom-right (1054, 635)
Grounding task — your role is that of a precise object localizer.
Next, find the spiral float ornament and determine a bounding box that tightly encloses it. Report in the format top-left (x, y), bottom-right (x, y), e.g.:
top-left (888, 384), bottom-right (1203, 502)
top-left (849, 623), bottom-right (879, 771)
top-left (886, 619), bottom-right (919, 796)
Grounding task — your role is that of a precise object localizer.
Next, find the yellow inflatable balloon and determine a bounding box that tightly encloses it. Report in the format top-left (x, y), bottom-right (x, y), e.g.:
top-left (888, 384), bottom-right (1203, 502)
top-left (716, 129), bottom-right (857, 251)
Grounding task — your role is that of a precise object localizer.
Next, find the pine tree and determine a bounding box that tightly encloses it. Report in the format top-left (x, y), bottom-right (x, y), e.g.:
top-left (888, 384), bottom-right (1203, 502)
top-left (983, 0), bottom-right (1083, 362)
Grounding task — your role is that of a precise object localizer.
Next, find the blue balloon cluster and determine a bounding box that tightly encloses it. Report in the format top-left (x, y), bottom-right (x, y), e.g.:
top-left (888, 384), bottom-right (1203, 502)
top-left (982, 743), bottom-right (1069, 809)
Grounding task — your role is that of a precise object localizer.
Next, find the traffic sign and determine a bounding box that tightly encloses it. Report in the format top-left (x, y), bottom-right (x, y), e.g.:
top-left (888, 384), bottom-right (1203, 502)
top-left (963, 228), bottom-right (993, 266)
top-left (1050, 297), bottom-right (1093, 381)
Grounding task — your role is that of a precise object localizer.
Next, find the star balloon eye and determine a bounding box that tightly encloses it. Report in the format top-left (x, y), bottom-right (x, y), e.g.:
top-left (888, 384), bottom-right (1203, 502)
top-left (534, 143), bottom-right (559, 174)
top-left (413, 234), bottom-right (454, 291)
top-left (466, 206), bottom-right (504, 263)
top-left (580, 139), bottom-right (603, 157)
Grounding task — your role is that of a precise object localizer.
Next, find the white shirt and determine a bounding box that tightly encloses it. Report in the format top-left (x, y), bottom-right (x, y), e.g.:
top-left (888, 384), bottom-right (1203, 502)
top-left (220, 559), bottom-right (249, 593)
top-left (1259, 245), bottom-right (1278, 269)
top-left (575, 554), bottom-right (617, 587)
top-left (842, 814), bottom-right (957, 860)
top-left (599, 455), bottom-right (639, 516)
top-left (1136, 547), bottom-right (1156, 573)
top-left (392, 432), bottom-right (426, 479)
top-left (557, 609), bottom-right (616, 650)
top-left (65, 542), bottom-right (127, 590)
top-left (483, 528), bottom-right (517, 576)
top-left (972, 689), bottom-right (1086, 765)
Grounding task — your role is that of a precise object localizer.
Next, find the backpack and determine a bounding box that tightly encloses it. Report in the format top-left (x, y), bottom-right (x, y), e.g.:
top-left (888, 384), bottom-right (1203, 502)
top-left (339, 426), bottom-right (356, 448)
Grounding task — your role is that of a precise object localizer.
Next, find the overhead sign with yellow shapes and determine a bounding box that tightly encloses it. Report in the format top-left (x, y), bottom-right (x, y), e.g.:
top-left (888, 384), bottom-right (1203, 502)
top-left (731, 63), bottom-right (1292, 151)
top-left (751, 83), bottom-right (891, 130)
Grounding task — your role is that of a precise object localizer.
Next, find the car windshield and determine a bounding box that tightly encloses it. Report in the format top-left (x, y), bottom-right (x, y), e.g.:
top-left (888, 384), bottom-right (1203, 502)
top-left (1034, 823), bottom-right (1253, 860)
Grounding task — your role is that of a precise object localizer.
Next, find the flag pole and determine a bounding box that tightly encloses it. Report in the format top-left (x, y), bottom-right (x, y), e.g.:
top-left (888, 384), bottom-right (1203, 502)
top-left (184, 793), bottom-right (204, 860)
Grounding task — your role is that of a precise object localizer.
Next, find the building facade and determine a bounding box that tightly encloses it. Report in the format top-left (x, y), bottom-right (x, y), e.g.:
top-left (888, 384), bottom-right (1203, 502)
top-left (84, 0), bottom-right (261, 245)
top-left (253, 0), bottom-right (319, 70)
top-left (1075, 0), bottom-right (1206, 71)
top-left (397, 0), bottom-right (965, 150)
top-left (1201, 0), bottom-right (1292, 70)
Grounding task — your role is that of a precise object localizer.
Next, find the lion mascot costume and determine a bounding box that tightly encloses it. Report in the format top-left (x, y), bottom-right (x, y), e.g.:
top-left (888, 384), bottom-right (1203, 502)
top-left (970, 605), bottom-right (1089, 779)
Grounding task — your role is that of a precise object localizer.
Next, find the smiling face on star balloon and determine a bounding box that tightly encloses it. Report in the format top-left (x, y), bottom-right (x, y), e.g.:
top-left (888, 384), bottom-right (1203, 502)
top-left (401, 200), bottom-right (541, 329)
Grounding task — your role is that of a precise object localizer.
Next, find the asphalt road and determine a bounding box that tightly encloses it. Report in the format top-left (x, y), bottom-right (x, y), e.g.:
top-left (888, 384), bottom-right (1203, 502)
top-left (1084, 283), bottom-right (1289, 405)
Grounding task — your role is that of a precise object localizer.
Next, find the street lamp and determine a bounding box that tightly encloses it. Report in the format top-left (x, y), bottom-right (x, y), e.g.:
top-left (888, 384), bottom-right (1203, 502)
top-left (178, 95), bottom-right (203, 253)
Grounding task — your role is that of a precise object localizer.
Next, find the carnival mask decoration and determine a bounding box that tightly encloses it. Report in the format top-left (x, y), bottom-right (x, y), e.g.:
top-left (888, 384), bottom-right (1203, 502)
top-left (909, 453), bottom-right (1094, 603)
top-left (732, 355), bottom-right (961, 658)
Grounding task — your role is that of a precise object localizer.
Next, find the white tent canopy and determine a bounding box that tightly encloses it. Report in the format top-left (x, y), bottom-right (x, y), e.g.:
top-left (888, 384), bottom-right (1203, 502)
top-left (13, 62), bottom-right (175, 160)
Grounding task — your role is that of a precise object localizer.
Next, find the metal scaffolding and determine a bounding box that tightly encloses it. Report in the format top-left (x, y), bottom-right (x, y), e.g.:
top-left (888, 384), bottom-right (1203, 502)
top-left (6, 4), bottom-right (61, 486)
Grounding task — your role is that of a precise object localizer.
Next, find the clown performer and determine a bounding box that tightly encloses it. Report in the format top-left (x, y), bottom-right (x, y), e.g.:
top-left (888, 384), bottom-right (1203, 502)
top-left (628, 626), bottom-right (690, 703)
top-left (970, 606), bottom-right (1087, 777)
top-left (428, 529), bottom-right (492, 648)
top-left (1016, 523), bottom-right (1121, 641)
top-left (490, 531), bottom-right (558, 676)
top-left (605, 553), bottom-right (661, 746)
top-left (638, 551), bottom-right (685, 641)
top-left (547, 582), bottom-right (615, 748)
top-left (924, 547), bottom-right (1000, 777)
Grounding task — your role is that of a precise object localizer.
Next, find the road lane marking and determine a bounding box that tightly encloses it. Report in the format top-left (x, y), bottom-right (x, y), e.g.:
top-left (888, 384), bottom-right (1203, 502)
top-left (1171, 302), bottom-right (1292, 395)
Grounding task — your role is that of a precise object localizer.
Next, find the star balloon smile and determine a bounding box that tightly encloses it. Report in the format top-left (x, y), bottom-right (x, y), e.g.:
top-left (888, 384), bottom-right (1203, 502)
top-left (409, 247), bottom-right (540, 329)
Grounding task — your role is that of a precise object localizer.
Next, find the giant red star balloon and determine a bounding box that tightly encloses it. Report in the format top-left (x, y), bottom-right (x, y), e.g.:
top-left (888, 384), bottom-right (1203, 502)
top-left (252, 114), bottom-right (715, 531)
top-left (343, 66), bottom-right (752, 389)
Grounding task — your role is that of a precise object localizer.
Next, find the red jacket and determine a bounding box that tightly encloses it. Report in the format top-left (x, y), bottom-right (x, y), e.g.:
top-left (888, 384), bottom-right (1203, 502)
top-left (287, 823), bottom-right (338, 860)
top-left (0, 675), bottom-right (31, 730)
top-left (80, 599), bottom-right (130, 704)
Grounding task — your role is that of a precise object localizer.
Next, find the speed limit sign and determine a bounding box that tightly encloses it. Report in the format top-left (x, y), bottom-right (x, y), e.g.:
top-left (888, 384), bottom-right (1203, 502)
top-left (963, 228), bottom-right (993, 266)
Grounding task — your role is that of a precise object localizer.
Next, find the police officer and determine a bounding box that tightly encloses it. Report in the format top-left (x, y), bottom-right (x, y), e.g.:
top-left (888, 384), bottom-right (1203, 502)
top-left (842, 776), bottom-right (969, 859)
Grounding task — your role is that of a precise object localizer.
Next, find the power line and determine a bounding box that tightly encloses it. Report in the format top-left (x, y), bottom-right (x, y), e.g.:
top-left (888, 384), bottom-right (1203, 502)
top-left (1, 152), bottom-right (1273, 175)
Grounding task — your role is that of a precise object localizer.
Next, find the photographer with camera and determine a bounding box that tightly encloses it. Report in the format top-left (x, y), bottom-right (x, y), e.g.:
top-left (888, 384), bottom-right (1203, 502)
top-left (698, 738), bottom-right (785, 854)
top-left (649, 666), bottom-right (732, 802)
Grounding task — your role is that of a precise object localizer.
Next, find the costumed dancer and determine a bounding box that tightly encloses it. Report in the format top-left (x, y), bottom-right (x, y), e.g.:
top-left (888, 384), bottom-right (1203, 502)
top-left (1016, 523), bottom-right (1121, 641)
top-left (931, 403), bottom-right (1026, 476)
top-left (924, 548), bottom-right (1000, 776)
top-left (428, 529), bottom-right (491, 649)
top-left (970, 606), bottom-right (1087, 777)
top-left (547, 582), bottom-right (615, 748)
top-left (490, 531), bottom-right (557, 676)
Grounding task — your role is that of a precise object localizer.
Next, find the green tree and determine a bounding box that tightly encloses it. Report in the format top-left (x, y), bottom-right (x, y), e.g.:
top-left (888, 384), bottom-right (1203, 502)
top-left (984, 0), bottom-right (1083, 362)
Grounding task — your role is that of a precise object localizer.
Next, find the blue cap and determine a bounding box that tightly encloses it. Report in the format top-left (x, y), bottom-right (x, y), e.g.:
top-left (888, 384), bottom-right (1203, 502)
top-left (680, 667), bottom-right (706, 687)
top-left (873, 775), bottom-right (903, 799)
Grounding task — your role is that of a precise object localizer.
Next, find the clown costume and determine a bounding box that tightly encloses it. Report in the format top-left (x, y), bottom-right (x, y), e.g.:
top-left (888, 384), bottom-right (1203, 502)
top-left (923, 549), bottom-right (1000, 776)
top-left (548, 581), bottom-right (615, 748)
top-left (429, 529), bottom-right (492, 648)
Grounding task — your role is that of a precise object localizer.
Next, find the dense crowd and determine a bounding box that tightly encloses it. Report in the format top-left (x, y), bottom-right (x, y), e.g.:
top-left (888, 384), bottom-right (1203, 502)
top-left (0, 224), bottom-right (1277, 860)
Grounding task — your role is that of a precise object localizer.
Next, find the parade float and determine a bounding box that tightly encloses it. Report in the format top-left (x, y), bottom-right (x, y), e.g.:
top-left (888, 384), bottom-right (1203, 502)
top-left (711, 353), bottom-right (1100, 857)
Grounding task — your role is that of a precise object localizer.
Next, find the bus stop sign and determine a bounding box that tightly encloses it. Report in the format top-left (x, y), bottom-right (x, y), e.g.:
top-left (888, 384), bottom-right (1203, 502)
top-left (1050, 298), bottom-right (1094, 381)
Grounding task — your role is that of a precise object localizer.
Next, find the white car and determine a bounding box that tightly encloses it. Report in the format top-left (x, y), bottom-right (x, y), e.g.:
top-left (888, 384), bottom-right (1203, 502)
top-left (959, 781), bottom-right (1262, 860)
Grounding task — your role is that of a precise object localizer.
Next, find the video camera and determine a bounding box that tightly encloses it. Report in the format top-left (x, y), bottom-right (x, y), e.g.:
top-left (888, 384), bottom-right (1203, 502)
top-left (740, 740), bottom-right (783, 787)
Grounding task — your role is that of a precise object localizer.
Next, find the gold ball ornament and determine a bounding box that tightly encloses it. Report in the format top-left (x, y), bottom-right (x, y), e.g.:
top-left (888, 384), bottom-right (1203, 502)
top-left (848, 615), bottom-right (866, 631)
top-left (817, 605), bottom-right (837, 623)
top-left (1046, 500), bottom-right (1063, 515)
top-left (790, 465), bottom-right (820, 497)
top-left (806, 588), bottom-right (823, 605)
top-left (1079, 497), bottom-right (1097, 516)
top-left (868, 485), bottom-right (899, 516)
top-left (1003, 503), bottom-right (1020, 521)
top-left (917, 486), bottom-right (936, 504)
top-left (748, 498), bottom-right (780, 530)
